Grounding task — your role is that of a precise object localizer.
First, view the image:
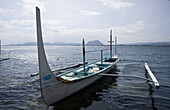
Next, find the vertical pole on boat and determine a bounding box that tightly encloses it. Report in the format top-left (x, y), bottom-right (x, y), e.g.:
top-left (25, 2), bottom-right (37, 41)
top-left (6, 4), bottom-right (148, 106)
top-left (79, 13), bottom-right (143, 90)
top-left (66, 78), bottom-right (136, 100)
top-left (82, 39), bottom-right (87, 76)
top-left (115, 36), bottom-right (117, 56)
top-left (109, 29), bottom-right (113, 59)
top-left (101, 50), bottom-right (103, 65)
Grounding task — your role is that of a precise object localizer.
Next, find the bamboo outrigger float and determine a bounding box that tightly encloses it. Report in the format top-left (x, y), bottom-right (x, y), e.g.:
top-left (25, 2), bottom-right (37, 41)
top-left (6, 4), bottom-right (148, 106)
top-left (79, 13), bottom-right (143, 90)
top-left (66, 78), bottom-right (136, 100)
top-left (145, 63), bottom-right (160, 87)
top-left (36, 7), bottom-right (119, 105)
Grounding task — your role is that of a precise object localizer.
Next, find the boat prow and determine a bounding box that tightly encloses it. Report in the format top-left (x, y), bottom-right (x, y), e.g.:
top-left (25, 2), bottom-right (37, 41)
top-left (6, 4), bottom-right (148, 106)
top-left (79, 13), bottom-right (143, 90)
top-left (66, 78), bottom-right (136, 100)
top-left (36, 7), bottom-right (58, 105)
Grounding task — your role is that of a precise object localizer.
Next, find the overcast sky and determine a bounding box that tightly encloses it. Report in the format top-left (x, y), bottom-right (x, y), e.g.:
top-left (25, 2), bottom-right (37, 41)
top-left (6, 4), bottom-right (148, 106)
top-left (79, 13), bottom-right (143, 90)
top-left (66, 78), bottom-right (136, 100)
top-left (0, 0), bottom-right (170, 45)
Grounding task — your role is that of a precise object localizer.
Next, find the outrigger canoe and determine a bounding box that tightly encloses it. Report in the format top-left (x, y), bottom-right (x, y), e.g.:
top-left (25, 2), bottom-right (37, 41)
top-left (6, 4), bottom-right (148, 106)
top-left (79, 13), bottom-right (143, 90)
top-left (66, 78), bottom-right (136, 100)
top-left (36, 7), bottom-right (119, 105)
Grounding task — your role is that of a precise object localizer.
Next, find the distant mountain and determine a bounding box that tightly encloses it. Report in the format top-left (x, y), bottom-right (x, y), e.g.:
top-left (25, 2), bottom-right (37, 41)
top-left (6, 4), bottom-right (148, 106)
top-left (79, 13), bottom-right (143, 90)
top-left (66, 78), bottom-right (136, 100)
top-left (9, 42), bottom-right (37, 46)
top-left (7, 41), bottom-right (82, 46)
top-left (125, 41), bottom-right (170, 46)
top-left (7, 41), bottom-right (170, 46)
top-left (7, 40), bottom-right (105, 46)
top-left (86, 40), bottom-right (105, 46)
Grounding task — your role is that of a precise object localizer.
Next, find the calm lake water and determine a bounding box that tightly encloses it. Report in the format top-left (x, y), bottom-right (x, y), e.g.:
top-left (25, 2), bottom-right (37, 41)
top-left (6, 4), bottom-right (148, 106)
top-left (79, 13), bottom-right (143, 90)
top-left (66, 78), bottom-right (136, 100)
top-left (0, 45), bottom-right (170, 110)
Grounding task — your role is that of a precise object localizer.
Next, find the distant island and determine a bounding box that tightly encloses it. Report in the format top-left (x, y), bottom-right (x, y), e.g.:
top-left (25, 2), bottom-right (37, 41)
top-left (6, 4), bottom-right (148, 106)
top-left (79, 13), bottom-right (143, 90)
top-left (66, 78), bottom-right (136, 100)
top-left (86, 40), bottom-right (104, 46)
top-left (7, 40), bottom-right (105, 46)
top-left (121, 41), bottom-right (170, 46)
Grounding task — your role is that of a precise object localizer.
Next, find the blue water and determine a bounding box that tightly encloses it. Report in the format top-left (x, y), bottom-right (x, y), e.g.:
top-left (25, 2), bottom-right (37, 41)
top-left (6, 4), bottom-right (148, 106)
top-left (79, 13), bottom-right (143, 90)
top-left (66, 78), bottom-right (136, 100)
top-left (0, 45), bottom-right (170, 110)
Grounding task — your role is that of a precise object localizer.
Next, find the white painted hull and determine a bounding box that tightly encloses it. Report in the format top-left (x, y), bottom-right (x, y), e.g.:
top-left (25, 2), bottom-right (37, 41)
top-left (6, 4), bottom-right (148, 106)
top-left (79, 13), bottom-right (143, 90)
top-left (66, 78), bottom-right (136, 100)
top-left (35, 7), bottom-right (119, 106)
top-left (42, 63), bottom-right (116, 105)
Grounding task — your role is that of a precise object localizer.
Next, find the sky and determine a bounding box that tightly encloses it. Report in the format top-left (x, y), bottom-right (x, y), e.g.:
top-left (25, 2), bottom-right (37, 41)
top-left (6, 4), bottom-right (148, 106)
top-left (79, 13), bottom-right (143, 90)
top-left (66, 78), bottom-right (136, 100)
top-left (0, 0), bottom-right (170, 45)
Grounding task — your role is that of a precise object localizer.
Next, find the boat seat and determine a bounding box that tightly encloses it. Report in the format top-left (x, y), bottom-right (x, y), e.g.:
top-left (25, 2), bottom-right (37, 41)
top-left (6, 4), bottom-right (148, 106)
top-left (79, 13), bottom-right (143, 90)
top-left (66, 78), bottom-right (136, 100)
top-left (65, 72), bottom-right (76, 77)
top-left (74, 71), bottom-right (87, 77)
top-left (96, 63), bottom-right (110, 69)
top-left (104, 58), bottom-right (117, 62)
top-left (73, 66), bottom-right (94, 76)
top-left (88, 67), bottom-right (100, 73)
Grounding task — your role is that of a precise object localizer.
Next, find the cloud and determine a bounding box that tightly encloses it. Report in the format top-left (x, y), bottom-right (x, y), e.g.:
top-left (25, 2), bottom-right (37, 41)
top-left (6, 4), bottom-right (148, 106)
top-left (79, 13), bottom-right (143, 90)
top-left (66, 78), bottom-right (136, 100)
top-left (98, 0), bottom-right (134, 9)
top-left (60, 28), bottom-right (104, 36)
top-left (0, 19), bottom-right (13, 29)
top-left (11, 19), bottom-right (35, 30)
top-left (0, 19), bottom-right (34, 30)
top-left (0, 17), bottom-right (144, 36)
top-left (80, 10), bottom-right (102, 16)
top-left (0, 18), bottom-right (65, 31)
top-left (39, 20), bottom-right (145, 40)
top-left (112, 21), bottom-right (145, 34)
top-left (51, 21), bottom-right (145, 36)
top-left (43, 19), bottom-right (66, 31)
top-left (18, 0), bottom-right (45, 16)
top-left (40, 21), bottom-right (145, 43)
top-left (0, 8), bottom-right (15, 13)
top-left (11, 19), bottom-right (34, 26)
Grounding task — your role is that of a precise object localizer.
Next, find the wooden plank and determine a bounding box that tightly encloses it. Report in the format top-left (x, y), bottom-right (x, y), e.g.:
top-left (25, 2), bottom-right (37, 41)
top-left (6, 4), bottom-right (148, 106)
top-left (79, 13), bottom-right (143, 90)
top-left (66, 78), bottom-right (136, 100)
top-left (145, 62), bottom-right (160, 87)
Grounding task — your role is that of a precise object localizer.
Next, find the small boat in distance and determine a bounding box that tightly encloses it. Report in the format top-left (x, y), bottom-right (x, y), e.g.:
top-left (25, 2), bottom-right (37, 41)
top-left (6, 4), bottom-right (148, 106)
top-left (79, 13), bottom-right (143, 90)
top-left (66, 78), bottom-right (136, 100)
top-left (36, 7), bottom-right (119, 105)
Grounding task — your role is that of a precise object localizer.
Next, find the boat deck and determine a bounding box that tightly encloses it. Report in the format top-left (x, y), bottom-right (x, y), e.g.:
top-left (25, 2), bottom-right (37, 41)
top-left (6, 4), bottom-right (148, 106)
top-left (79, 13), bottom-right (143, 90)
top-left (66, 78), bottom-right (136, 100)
top-left (56, 58), bottom-right (119, 83)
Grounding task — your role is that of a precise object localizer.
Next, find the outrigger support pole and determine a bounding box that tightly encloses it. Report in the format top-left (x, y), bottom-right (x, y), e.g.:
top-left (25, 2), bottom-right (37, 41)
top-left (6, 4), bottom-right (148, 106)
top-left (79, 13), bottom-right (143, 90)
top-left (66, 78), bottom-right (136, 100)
top-left (101, 50), bottom-right (103, 65)
top-left (82, 39), bottom-right (87, 76)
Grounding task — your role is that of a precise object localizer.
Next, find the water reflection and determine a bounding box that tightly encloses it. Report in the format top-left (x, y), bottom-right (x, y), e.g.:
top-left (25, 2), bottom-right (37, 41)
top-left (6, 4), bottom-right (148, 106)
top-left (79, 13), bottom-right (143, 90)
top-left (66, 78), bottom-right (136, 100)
top-left (145, 71), bottom-right (158, 110)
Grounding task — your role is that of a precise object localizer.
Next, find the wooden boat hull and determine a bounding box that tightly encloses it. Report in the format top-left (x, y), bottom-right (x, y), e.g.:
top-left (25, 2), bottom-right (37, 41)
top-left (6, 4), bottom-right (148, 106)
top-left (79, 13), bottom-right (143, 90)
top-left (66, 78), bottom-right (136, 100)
top-left (35, 7), bottom-right (119, 106)
top-left (42, 63), bottom-right (117, 105)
